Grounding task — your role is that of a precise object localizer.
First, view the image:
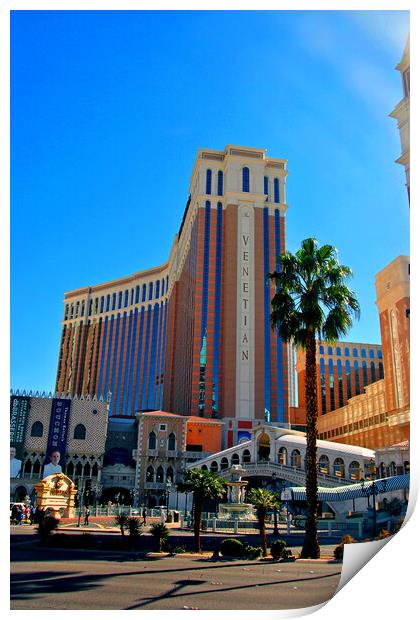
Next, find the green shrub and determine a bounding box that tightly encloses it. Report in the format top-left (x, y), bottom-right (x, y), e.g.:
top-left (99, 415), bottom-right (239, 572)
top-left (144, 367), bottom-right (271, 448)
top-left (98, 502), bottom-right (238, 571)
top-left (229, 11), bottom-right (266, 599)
top-left (114, 514), bottom-right (129, 536)
top-left (172, 545), bottom-right (187, 554)
top-left (149, 523), bottom-right (170, 551)
top-left (245, 545), bottom-right (263, 559)
top-left (270, 539), bottom-right (288, 561)
top-left (219, 538), bottom-right (245, 557)
top-left (127, 517), bottom-right (142, 538)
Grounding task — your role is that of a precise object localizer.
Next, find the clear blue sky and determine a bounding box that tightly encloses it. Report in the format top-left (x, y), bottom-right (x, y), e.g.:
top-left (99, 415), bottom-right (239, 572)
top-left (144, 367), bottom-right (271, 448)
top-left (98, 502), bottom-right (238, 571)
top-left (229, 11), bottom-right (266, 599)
top-left (11, 10), bottom-right (410, 392)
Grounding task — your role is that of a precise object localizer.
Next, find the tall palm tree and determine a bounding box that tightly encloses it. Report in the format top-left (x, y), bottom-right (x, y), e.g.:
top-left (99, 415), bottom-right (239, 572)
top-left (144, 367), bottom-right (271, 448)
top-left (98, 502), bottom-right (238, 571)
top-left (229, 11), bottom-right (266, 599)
top-left (269, 237), bottom-right (360, 558)
top-left (177, 469), bottom-right (227, 552)
top-left (248, 488), bottom-right (279, 557)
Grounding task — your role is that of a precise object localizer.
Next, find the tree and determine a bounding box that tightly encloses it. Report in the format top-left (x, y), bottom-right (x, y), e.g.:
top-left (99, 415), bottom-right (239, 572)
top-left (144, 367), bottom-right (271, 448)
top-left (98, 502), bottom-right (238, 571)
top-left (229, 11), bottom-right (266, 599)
top-left (269, 237), bottom-right (360, 558)
top-left (177, 469), bottom-right (227, 553)
top-left (248, 488), bottom-right (279, 557)
top-left (149, 523), bottom-right (170, 552)
top-left (114, 514), bottom-right (128, 536)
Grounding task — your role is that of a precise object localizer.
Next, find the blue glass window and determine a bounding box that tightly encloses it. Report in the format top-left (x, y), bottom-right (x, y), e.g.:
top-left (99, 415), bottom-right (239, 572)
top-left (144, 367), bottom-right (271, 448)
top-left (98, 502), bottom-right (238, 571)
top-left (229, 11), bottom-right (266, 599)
top-left (370, 362), bottom-right (376, 382)
top-left (206, 169), bottom-right (212, 194)
top-left (242, 167), bottom-right (250, 192)
top-left (354, 361), bottom-right (360, 395)
top-left (112, 293), bottom-right (116, 310)
top-left (319, 345), bottom-right (324, 354)
top-left (362, 361), bottom-right (368, 386)
top-left (217, 170), bottom-right (223, 196)
top-left (379, 362), bottom-right (384, 379)
top-left (378, 350), bottom-right (383, 359)
top-left (369, 349), bottom-right (374, 358)
top-left (142, 284), bottom-right (146, 302)
top-left (130, 288), bottom-right (134, 305)
top-left (124, 290), bottom-right (129, 307)
top-left (336, 347), bottom-right (341, 356)
top-left (274, 178), bottom-right (280, 203)
top-left (135, 286), bottom-right (140, 304)
top-left (320, 358), bottom-right (326, 414)
top-left (345, 360), bottom-right (351, 400)
top-left (155, 280), bottom-right (160, 299)
top-left (264, 176), bottom-right (269, 200)
top-left (118, 291), bottom-right (122, 309)
top-left (361, 348), bottom-right (366, 358)
top-left (353, 348), bottom-right (358, 357)
top-left (337, 359), bottom-right (344, 407)
top-left (161, 278), bottom-right (164, 295)
top-left (328, 346), bottom-right (333, 355)
top-left (328, 359), bottom-right (335, 410)
top-left (100, 296), bottom-right (104, 313)
top-left (148, 282), bottom-right (153, 301)
top-left (344, 347), bottom-right (350, 356)
top-left (106, 295), bottom-right (110, 312)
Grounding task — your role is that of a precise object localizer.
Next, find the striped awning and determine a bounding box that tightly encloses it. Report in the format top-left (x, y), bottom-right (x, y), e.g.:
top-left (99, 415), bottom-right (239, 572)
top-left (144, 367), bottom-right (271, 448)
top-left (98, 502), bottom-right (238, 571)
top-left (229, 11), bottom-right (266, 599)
top-left (285, 474), bottom-right (410, 502)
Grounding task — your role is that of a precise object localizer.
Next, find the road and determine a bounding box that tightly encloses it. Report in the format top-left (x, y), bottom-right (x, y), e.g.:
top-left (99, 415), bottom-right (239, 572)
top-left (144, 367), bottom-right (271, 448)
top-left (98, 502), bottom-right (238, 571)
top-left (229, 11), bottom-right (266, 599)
top-left (11, 529), bottom-right (342, 610)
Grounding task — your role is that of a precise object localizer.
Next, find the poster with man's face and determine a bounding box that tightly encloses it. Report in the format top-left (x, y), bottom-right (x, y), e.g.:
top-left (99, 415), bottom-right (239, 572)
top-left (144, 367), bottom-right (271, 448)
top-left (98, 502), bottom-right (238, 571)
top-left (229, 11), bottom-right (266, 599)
top-left (43, 449), bottom-right (63, 477)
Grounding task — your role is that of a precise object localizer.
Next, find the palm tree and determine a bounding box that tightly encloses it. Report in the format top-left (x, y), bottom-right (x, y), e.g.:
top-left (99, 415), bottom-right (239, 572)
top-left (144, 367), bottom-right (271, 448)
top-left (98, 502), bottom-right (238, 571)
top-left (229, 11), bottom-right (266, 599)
top-left (177, 469), bottom-right (227, 552)
top-left (248, 488), bottom-right (278, 557)
top-left (114, 514), bottom-right (128, 536)
top-left (269, 237), bottom-right (360, 558)
top-left (149, 522), bottom-right (170, 552)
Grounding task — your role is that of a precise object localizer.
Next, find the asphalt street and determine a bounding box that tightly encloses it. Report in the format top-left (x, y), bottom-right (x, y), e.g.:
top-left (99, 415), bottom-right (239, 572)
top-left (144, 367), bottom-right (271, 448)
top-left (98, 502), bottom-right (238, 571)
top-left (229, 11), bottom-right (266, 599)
top-left (10, 528), bottom-right (342, 610)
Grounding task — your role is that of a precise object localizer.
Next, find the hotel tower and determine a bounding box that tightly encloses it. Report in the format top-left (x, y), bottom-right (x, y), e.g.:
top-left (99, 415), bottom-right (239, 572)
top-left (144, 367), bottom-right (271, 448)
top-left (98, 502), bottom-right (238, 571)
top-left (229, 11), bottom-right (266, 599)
top-left (55, 145), bottom-right (290, 446)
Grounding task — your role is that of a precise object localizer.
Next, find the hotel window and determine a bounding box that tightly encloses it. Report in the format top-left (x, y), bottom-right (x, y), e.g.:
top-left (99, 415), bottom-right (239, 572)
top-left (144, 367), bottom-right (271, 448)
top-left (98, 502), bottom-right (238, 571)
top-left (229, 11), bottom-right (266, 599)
top-left (130, 288), bottom-right (134, 305)
top-left (105, 295), bottom-right (110, 312)
top-left (112, 293), bottom-right (116, 310)
top-left (94, 298), bottom-right (99, 314)
top-left (168, 433), bottom-right (176, 451)
top-left (148, 432), bottom-right (156, 450)
top-left (70, 304), bottom-right (74, 319)
top-left (328, 358), bottom-right (335, 410)
top-left (124, 290), bottom-right (128, 307)
top-left (344, 347), bottom-right (350, 356)
top-left (336, 347), bottom-right (341, 356)
top-left (142, 284), bottom-right (147, 303)
top-left (206, 169), bottom-right (212, 195)
top-left (327, 346), bottom-right (333, 355)
top-left (379, 362), bottom-right (384, 379)
top-left (354, 361), bottom-right (360, 395)
top-left (81, 301), bottom-right (85, 316)
top-left (319, 345), bottom-right (324, 354)
top-left (337, 359), bottom-right (344, 407)
top-left (161, 278), bottom-right (165, 295)
top-left (75, 302), bottom-right (80, 317)
top-left (118, 292), bottom-right (122, 309)
top-left (74, 424), bottom-right (86, 440)
top-left (100, 296), bottom-right (104, 313)
top-left (353, 348), bottom-right (358, 357)
top-left (242, 167), bottom-right (250, 192)
top-left (30, 421), bottom-right (43, 437)
top-left (156, 466), bottom-right (164, 483)
top-left (135, 286), bottom-right (140, 304)
top-left (370, 362), bottom-right (376, 382)
top-left (362, 361), bottom-right (368, 386)
top-left (361, 349), bottom-right (366, 358)
top-left (148, 282), bottom-right (153, 301)
top-left (345, 360), bottom-right (351, 400)
top-left (155, 280), bottom-right (160, 299)
top-left (264, 176), bottom-right (269, 200)
top-left (64, 304), bottom-right (69, 320)
top-left (369, 349), bottom-right (374, 358)
top-left (320, 358), bottom-right (326, 414)
top-left (146, 466), bottom-right (154, 482)
top-left (217, 170), bottom-right (223, 196)
top-left (378, 350), bottom-right (383, 359)
top-left (88, 300), bottom-right (92, 316)
top-left (274, 178), bottom-right (280, 203)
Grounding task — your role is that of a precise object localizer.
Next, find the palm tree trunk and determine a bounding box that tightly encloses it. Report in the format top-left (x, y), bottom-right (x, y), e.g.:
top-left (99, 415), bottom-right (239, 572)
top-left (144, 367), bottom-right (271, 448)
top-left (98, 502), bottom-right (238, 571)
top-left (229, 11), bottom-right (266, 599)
top-left (301, 330), bottom-right (321, 559)
top-left (259, 510), bottom-right (268, 557)
top-left (193, 493), bottom-right (202, 553)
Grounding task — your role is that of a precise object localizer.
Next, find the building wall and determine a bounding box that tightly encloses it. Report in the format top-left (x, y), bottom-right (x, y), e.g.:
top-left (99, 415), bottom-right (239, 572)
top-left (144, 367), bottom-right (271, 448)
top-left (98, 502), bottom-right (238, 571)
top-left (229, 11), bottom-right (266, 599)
top-left (296, 340), bottom-right (383, 416)
top-left (55, 146), bottom-right (291, 441)
top-left (390, 38), bottom-right (410, 198)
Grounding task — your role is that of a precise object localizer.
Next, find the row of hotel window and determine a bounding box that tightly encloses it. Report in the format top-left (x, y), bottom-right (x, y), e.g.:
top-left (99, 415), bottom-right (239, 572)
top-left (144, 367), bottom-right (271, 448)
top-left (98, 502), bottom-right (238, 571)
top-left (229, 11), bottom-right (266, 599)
top-left (318, 412), bottom-right (388, 440)
top-left (319, 345), bottom-right (382, 359)
top-left (64, 277), bottom-right (169, 320)
top-left (205, 167), bottom-right (282, 202)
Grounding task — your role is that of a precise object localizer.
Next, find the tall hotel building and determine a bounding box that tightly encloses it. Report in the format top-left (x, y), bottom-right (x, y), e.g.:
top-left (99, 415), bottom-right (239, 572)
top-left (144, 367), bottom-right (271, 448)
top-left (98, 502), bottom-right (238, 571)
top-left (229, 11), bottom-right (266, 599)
top-left (56, 145), bottom-right (290, 446)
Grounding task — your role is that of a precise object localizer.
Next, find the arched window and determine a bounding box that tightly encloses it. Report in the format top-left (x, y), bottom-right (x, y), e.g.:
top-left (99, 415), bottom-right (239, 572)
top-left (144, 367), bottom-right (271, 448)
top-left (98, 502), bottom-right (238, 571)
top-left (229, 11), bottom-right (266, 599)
top-left (92, 463), bottom-right (98, 477)
top-left (155, 280), bottom-right (160, 299)
top-left (167, 466), bottom-right (174, 482)
top-left (148, 432), bottom-right (157, 450)
top-left (327, 346), bottom-right (333, 355)
top-left (404, 461), bottom-right (410, 473)
top-left (344, 347), bottom-right (350, 356)
top-left (379, 462), bottom-right (386, 478)
top-left (231, 453), bottom-right (240, 465)
top-left (142, 284), bottom-right (147, 302)
top-left (100, 296), bottom-right (104, 313)
top-left (146, 466), bottom-right (154, 482)
top-left (32, 459), bottom-right (41, 474)
top-left (66, 462), bottom-right (74, 477)
top-left (156, 466), bottom-right (164, 483)
top-left (291, 449), bottom-right (301, 468)
top-left (264, 176), bottom-right (269, 199)
top-left (361, 349), bottom-right (367, 358)
top-left (217, 170), bottom-right (223, 196)
top-left (201, 464), bottom-right (208, 471)
top-left (333, 457), bottom-right (345, 477)
top-left (274, 178), bottom-right (280, 203)
top-left (206, 169), bottom-right (212, 194)
top-left (148, 282), bottom-right (153, 301)
top-left (379, 362), bottom-right (384, 379)
top-left (210, 461), bottom-right (218, 472)
top-left (336, 347), bottom-right (341, 356)
top-left (168, 433), bottom-right (176, 451)
top-left (378, 350), bottom-right (383, 359)
top-left (118, 291), bottom-right (123, 309)
top-left (242, 449), bottom-right (251, 464)
top-left (353, 348), bottom-right (358, 357)
top-left (257, 432), bottom-right (270, 461)
top-left (369, 349), bottom-right (375, 358)
top-left (75, 463), bottom-right (83, 477)
top-left (354, 361), bottom-right (360, 395)
top-left (278, 446), bottom-right (287, 466)
top-left (370, 362), bottom-right (376, 382)
top-left (30, 421), bottom-right (43, 437)
top-left (74, 424), bottom-right (86, 440)
top-left (389, 461), bottom-right (397, 477)
top-left (349, 460), bottom-right (361, 480)
top-left (83, 463), bottom-right (90, 477)
top-left (124, 290), bottom-right (129, 307)
top-left (135, 286), bottom-right (140, 304)
top-left (220, 457), bottom-right (229, 470)
top-left (318, 455), bottom-right (330, 475)
top-left (319, 345), bottom-right (324, 354)
top-left (362, 361), bottom-right (368, 386)
top-left (242, 167), bottom-right (250, 192)
top-left (23, 460), bottom-right (32, 474)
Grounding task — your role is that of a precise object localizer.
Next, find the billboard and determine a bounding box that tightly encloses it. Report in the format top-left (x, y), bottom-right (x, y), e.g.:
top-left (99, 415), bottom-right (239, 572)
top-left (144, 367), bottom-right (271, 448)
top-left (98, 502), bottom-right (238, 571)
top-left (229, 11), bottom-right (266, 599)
top-left (10, 395), bottom-right (31, 478)
top-left (44, 398), bottom-right (72, 477)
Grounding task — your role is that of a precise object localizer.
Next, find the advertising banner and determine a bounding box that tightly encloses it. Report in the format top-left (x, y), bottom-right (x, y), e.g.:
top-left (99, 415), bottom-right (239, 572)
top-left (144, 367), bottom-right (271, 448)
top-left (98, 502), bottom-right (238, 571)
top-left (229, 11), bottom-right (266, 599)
top-left (44, 398), bottom-right (72, 477)
top-left (10, 395), bottom-right (31, 478)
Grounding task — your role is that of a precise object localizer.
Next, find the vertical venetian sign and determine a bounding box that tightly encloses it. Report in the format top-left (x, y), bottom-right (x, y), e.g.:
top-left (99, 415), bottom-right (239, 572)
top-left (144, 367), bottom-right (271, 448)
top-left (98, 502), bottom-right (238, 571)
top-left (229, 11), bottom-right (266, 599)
top-left (10, 395), bottom-right (31, 477)
top-left (44, 398), bottom-right (72, 475)
top-left (236, 205), bottom-right (255, 419)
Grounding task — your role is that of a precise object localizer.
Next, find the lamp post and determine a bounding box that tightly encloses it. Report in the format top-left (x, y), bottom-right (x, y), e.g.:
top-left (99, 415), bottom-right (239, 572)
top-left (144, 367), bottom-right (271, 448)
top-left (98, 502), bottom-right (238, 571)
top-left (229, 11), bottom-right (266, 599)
top-left (271, 472), bottom-right (279, 536)
top-left (77, 479), bottom-right (85, 527)
top-left (166, 480), bottom-right (172, 510)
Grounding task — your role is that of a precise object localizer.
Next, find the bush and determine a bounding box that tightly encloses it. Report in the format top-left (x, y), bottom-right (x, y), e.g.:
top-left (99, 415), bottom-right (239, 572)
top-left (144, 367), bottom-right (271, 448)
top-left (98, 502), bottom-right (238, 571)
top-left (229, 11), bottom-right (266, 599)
top-left (245, 545), bottom-right (263, 559)
top-left (149, 523), bottom-right (170, 551)
top-left (172, 545), bottom-right (187, 554)
top-left (36, 515), bottom-right (60, 543)
top-left (334, 534), bottom-right (356, 560)
top-left (127, 517), bottom-right (142, 538)
top-left (114, 514), bottom-right (129, 535)
top-left (270, 539), bottom-right (288, 561)
top-left (219, 538), bottom-right (245, 557)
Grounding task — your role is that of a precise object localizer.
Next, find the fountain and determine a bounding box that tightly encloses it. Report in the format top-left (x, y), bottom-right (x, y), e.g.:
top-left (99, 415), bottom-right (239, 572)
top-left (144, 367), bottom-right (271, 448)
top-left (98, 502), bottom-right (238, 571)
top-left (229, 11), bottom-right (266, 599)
top-left (218, 465), bottom-right (254, 519)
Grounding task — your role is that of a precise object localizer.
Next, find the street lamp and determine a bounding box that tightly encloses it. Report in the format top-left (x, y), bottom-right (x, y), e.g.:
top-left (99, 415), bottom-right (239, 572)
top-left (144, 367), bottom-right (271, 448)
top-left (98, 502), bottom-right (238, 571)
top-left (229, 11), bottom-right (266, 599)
top-left (166, 480), bottom-right (172, 509)
top-left (271, 473), bottom-right (279, 536)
